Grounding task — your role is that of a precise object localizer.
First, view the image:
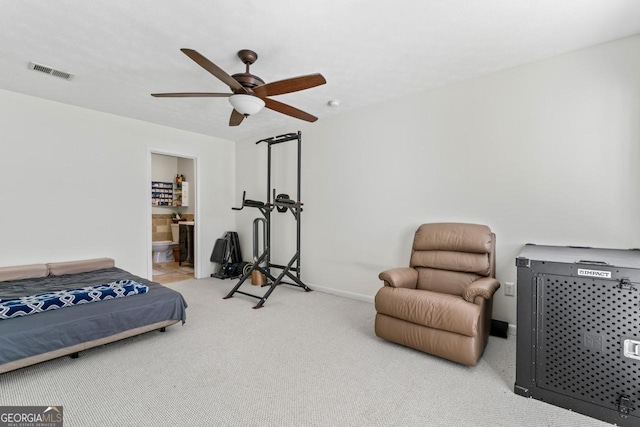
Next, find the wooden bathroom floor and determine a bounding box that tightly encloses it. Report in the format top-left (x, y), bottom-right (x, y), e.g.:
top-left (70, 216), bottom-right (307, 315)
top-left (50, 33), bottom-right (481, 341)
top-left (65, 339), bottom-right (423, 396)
top-left (152, 261), bottom-right (194, 284)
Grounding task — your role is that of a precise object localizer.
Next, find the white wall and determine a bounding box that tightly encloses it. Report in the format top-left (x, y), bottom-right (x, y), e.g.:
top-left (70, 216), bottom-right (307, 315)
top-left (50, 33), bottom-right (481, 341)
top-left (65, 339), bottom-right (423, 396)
top-left (151, 153), bottom-right (178, 182)
top-left (0, 89), bottom-right (236, 279)
top-left (235, 35), bottom-right (640, 325)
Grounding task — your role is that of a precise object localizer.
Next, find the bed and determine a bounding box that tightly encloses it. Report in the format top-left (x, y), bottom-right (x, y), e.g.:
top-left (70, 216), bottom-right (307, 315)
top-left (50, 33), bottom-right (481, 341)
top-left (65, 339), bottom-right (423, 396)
top-left (0, 258), bottom-right (187, 374)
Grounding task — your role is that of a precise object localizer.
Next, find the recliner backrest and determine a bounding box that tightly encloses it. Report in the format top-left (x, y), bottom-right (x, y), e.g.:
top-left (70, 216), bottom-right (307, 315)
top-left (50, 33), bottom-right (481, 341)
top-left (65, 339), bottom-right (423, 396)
top-left (409, 223), bottom-right (495, 296)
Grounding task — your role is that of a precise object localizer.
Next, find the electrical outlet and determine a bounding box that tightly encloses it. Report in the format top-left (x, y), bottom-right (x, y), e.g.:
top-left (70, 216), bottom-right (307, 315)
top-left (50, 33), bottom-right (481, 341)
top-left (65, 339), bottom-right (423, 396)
top-left (505, 282), bottom-right (515, 296)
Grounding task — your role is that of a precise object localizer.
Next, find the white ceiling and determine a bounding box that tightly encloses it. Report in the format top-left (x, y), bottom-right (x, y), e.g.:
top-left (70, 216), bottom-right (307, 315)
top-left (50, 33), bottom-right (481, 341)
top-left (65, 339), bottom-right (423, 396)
top-left (1, 1), bottom-right (640, 142)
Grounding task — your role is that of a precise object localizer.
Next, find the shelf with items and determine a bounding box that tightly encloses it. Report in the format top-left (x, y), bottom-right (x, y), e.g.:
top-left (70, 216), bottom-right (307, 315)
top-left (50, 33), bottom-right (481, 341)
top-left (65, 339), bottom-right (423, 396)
top-left (173, 175), bottom-right (189, 207)
top-left (152, 181), bottom-right (174, 206)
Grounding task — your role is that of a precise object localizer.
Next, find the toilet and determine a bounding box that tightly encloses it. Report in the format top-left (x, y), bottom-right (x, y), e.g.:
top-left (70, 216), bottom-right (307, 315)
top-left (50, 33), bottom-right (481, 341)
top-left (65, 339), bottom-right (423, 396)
top-left (152, 241), bottom-right (174, 263)
top-left (152, 223), bottom-right (181, 263)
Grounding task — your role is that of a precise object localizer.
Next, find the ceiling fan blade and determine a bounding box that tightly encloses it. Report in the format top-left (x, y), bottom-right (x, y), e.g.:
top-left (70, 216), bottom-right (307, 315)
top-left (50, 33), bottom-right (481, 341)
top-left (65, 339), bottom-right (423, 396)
top-left (264, 98), bottom-right (318, 122)
top-left (253, 74), bottom-right (326, 97)
top-left (229, 109), bottom-right (245, 126)
top-left (151, 92), bottom-right (231, 98)
top-left (180, 48), bottom-right (247, 94)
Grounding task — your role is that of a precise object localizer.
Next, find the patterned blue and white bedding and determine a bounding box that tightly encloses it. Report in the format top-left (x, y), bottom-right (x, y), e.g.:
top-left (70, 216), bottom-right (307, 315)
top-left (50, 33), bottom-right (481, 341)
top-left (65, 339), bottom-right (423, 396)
top-left (0, 280), bottom-right (148, 320)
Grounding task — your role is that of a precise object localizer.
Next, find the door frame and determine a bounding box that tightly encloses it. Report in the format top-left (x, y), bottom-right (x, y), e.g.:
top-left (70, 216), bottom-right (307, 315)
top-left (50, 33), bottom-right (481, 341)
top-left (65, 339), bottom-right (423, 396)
top-left (146, 147), bottom-right (200, 279)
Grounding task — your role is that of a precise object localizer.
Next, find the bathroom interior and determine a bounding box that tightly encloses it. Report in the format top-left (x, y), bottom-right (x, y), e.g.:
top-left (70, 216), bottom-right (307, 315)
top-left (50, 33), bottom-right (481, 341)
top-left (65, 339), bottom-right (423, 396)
top-left (151, 153), bottom-right (196, 284)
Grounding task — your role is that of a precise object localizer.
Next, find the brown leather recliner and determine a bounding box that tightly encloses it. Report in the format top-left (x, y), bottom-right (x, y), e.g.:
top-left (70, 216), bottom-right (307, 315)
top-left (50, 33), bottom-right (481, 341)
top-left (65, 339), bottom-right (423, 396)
top-left (375, 223), bottom-right (500, 366)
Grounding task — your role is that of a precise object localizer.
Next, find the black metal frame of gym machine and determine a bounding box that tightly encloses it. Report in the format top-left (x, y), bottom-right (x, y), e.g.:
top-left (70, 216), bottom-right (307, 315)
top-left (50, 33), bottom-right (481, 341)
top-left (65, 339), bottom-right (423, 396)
top-left (224, 131), bottom-right (312, 308)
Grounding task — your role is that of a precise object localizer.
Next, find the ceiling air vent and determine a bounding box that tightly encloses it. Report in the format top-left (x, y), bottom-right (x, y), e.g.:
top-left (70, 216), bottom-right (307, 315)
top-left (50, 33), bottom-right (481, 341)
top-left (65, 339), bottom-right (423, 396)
top-left (28, 61), bottom-right (74, 80)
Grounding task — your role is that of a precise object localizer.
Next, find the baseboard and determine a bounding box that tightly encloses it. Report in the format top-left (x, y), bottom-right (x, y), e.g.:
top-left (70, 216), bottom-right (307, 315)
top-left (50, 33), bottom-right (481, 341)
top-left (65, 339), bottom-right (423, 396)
top-left (308, 282), bottom-right (518, 336)
top-left (307, 283), bottom-right (375, 304)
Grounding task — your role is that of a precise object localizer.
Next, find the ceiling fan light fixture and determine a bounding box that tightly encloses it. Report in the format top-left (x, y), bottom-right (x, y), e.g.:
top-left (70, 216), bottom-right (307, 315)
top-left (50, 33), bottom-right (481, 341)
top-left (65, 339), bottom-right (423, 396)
top-left (229, 94), bottom-right (265, 116)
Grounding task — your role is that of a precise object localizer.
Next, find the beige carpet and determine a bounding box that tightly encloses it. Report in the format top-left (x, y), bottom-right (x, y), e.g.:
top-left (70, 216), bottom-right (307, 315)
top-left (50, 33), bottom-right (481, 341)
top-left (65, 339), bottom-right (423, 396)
top-left (0, 278), bottom-right (610, 427)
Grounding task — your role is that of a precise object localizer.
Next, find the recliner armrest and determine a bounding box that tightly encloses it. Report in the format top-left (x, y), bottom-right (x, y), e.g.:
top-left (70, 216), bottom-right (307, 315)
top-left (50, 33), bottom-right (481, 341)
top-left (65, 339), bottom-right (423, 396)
top-left (379, 268), bottom-right (418, 289)
top-left (462, 277), bottom-right (500, 303)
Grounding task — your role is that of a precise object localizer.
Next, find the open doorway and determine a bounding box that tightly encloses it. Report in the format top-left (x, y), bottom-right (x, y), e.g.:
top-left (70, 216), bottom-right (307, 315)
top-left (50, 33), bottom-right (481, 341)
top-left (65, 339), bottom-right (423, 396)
top-left (149, 151), bottom-right (197, 284)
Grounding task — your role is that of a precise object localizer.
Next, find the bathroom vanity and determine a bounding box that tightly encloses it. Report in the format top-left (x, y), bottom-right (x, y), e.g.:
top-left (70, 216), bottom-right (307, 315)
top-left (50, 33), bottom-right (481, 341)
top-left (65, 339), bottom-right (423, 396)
top-left (178, 222), bottom-right (194, 266)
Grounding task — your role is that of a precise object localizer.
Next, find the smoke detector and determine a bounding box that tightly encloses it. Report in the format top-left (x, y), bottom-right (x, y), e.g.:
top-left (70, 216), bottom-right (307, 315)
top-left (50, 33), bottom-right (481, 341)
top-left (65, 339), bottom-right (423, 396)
top-left (28, 61), bottom-right (74, 80)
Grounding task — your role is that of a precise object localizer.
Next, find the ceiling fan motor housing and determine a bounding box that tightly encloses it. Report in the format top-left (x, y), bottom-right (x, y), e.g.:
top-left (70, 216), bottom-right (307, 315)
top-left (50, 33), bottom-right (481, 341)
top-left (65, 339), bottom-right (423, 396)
top-left (231, 72), bottom-right (265, 90)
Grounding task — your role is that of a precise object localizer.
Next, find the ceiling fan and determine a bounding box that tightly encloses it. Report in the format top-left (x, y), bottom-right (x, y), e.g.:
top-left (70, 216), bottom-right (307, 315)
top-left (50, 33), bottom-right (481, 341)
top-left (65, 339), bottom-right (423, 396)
top-left (152, 49), bottom-right (326, 126)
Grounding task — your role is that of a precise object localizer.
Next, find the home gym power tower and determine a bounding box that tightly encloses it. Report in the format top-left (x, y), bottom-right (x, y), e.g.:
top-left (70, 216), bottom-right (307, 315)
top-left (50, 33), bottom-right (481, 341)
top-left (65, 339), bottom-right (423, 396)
top-left (224, 131), bottom-right (311, 308)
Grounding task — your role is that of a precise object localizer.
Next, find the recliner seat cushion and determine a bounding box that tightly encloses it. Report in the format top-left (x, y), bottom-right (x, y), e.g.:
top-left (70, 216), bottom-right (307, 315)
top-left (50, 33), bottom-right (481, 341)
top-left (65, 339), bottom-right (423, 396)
top-left (415, 267), bottom-right (481, 295)
top-left (375, 286), bottom-right (481, 337)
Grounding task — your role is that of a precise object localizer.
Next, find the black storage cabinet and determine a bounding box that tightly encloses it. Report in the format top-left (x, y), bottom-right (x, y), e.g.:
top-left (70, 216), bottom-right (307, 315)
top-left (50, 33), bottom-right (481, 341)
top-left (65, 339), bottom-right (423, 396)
top-left (514, 244), bottom-right (640, 426)
top-left (178, 223), bottom-right (194, 266)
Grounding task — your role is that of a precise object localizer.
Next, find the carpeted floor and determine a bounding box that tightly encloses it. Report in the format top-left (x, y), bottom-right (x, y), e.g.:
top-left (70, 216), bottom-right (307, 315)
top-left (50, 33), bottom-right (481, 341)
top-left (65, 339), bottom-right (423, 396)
top-left (0, 278), bottom-right (610, 426)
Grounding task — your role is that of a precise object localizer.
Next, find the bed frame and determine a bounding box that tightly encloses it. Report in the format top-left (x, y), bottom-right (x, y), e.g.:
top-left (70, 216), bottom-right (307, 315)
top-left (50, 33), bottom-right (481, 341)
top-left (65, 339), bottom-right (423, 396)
top-left (0, 258), bottom-right (187, 374)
